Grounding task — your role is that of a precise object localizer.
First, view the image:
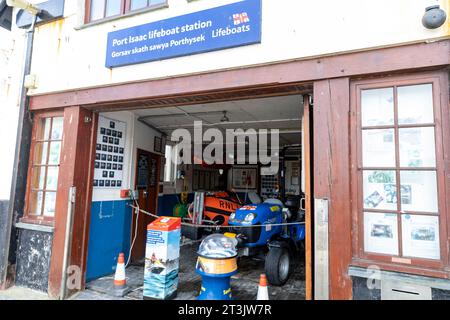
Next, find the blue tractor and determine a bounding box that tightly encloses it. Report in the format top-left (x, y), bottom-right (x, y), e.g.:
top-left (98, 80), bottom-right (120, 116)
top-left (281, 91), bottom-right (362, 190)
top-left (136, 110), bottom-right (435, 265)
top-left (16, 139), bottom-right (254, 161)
top-left (226, 144), bottom-right (306, 285)
top-left (228, 196), bottom-right (305, 285)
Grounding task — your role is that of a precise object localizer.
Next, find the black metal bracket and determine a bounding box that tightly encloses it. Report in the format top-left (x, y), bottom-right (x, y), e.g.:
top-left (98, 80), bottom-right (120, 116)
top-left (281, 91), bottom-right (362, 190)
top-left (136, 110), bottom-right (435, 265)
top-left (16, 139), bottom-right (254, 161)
top-left (15, 0), bottom-right (65, 29)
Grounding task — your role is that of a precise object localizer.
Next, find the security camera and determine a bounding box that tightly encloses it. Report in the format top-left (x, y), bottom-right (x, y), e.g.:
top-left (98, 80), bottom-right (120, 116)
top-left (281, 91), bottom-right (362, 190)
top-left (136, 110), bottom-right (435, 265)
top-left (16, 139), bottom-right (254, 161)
top-left (422, 5), bottom-right (447, 29)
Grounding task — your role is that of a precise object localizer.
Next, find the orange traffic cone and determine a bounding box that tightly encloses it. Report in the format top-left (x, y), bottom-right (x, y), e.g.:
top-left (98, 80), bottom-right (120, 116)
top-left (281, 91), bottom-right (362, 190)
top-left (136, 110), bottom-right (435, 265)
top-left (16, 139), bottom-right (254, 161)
top-left (114, 253), bottom-right (126, 288)
top-left (256, 274), bottom-right (269, 300)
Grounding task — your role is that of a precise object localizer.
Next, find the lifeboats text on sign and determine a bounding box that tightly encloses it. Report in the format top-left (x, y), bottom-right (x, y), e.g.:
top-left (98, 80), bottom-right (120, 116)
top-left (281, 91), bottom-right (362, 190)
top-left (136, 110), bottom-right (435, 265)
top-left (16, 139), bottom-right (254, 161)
top-left (105, 0), bottom-right (262, 68)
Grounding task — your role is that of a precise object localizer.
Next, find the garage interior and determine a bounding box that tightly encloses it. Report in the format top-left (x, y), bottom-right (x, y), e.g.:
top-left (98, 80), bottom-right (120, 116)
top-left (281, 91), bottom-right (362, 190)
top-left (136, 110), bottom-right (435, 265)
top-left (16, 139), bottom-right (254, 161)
top-left (81, 92), bottom-right (312, 300)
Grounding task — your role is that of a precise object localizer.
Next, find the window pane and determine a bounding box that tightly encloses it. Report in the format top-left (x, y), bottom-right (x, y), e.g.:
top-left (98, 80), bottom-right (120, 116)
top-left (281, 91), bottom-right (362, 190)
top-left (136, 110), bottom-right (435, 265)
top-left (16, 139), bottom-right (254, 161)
top-left (164, 145), bottom-right (172, 182)
top-left (150, 0), bottom-right (165, 5)
top-left (362, 129), bottom-right (395, 167)
top-left (29, 191), bottom-right (44, 215)
top-left (51, 117), bottom-right (64, 140)
top-left (363, 170), bottom-right (397, 211)
top-left (400, 171), bottom-right (438, 212)
top-left (31, 166), bottom-right (46, 190)
top-left (401, 214), bottom-right (440, 260)
top-left (361, 88), bottom-right (394, 127)
top-left (48, 142), bottom-right (62, 165)
top-left (90, 0), bottom-right (106, 21)
top-left (131, 0), bottom-right (148, 10)
top-left (46, 167), bottom-right (59, 190)
top-left (398, 84), bottom-right (434, 125)
top-left (105, 0), bottom-right (122, 17)
top-left (399, 127), bottom-right (436, 168)
top-left (36, 118), bottom-right (51, 140)
top-left (364, 212), bottom-right (399, 255)
top-left (43, 192), bottom-right (56, 217)
top-left (33, 142), bottom-right (48, 165)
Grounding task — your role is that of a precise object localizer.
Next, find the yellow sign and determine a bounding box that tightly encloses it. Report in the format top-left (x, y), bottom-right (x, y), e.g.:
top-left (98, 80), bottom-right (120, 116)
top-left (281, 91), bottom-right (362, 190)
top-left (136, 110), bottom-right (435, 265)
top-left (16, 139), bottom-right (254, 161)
top-left (196, 256), bottom-right (237, 275)
top-left (224, 232), bottom-right (237, 238)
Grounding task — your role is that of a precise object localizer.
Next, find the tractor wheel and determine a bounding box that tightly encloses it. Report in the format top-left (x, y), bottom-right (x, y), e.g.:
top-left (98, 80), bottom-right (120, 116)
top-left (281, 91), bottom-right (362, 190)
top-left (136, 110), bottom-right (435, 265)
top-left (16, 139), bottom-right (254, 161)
top-left (265, 247), bottom-right (291, 286)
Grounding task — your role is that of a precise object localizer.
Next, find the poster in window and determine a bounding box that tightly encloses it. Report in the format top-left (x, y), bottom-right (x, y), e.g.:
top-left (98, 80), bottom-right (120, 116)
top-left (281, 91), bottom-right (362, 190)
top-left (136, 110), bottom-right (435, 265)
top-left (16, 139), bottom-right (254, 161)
top-left (363, 170), bottom-right (397, 211)
top-left (399, 171), bottom-right (438, 213)
top-left (401, 214), bottom-right (440, 260)
top-left (232, 166), bottom-right (257, 190)
top-left (364, 212), bottom-right (399, 256)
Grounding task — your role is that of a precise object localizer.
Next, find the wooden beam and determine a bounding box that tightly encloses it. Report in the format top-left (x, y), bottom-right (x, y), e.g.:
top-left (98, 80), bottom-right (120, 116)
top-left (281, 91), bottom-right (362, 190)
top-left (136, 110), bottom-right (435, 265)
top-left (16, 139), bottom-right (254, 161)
top-left (313, 78), bottom-right (353, 300)
top-left (303, 95), bottom-right (313, 300)
top-left (47, 106), bottom-right (96, 298)
top-left (29, 40), bottom-right (450, 111)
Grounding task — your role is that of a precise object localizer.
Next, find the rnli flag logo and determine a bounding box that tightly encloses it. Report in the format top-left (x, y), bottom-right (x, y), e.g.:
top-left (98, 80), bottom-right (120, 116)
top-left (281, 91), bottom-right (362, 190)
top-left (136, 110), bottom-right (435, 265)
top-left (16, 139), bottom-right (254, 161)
top-left (233, 12), bottom-right (250, 25)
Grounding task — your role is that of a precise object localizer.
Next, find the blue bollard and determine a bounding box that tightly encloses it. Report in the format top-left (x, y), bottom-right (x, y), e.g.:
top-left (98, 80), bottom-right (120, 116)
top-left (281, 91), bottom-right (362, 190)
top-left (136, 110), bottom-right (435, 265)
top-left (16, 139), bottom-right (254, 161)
top-left (196, 266), bottom-right (237, 300)
top-left (195, 234), bottom-right (238, 300)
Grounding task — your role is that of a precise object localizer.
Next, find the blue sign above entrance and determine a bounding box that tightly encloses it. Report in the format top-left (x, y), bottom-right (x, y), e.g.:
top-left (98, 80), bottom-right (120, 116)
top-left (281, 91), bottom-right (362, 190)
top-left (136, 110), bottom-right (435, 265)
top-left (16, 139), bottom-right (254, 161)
top-left (105, 0), bottom-right (262, 68)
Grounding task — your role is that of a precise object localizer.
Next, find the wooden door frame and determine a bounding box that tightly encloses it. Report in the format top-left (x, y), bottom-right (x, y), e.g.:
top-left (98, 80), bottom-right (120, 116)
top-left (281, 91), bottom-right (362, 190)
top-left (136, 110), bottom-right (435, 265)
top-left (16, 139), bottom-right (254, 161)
top-left (130, 148), bottom-right (161, 262)
top-left (303, 95), bottom-right (313, 300)
top-left (350, 71), bottom-right (450, 276)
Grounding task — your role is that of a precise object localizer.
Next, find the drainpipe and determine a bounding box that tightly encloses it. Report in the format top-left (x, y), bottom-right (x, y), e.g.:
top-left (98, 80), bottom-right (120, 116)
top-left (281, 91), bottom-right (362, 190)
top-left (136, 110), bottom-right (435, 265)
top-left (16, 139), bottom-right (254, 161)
top-left (0, 12), bottom-right (38, 289)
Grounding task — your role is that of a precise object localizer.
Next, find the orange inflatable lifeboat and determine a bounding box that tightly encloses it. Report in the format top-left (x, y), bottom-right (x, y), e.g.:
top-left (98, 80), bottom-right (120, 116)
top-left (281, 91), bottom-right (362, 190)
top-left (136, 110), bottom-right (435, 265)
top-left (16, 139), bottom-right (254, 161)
top-left (202, 191), bottom-right (242, 226)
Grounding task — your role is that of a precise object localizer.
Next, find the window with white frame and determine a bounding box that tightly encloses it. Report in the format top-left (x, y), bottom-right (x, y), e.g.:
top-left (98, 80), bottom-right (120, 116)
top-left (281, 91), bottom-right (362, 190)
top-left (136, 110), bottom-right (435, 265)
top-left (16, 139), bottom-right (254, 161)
top-left (164, 144), bottom-right (178, 183)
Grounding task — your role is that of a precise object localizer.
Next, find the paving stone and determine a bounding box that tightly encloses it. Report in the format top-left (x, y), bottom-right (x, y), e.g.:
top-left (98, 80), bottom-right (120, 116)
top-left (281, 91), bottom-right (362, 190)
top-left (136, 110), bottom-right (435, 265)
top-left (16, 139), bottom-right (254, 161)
top-left (78, 242), bottom-right (305, 300)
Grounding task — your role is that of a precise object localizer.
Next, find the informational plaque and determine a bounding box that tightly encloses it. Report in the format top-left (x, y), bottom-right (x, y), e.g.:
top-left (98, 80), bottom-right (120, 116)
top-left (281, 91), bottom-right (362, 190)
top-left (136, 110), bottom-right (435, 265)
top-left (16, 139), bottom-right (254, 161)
top-left (137, 153), bottom-right (149, 189)
top-left (402, 214), bottom-right (440, 260)
top-left (93, 116), bottom-right (126, 189)
top-left (364, 212), bottom-right (399, 256)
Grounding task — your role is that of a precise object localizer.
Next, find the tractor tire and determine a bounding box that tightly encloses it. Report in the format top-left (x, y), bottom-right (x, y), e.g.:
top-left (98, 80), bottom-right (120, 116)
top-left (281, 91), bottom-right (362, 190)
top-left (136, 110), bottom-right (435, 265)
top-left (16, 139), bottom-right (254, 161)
top-left (265, 247), bottom-right (291, 286)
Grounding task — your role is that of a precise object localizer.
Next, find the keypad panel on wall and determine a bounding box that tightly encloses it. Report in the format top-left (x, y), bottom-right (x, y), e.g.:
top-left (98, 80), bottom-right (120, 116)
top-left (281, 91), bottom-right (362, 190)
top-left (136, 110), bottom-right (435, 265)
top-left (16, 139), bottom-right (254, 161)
top-left (93, 116), bottom-right (126, 189)
top-left (260, 174), bottom-right (279, 200)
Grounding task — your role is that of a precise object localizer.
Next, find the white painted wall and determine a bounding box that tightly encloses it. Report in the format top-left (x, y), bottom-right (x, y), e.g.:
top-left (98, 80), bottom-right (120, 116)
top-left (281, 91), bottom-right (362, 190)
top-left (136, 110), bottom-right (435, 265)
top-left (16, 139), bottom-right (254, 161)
top-left (0, 26), bottom-right (25, 200)
top-left (22, 0), bottom-right (449, 96)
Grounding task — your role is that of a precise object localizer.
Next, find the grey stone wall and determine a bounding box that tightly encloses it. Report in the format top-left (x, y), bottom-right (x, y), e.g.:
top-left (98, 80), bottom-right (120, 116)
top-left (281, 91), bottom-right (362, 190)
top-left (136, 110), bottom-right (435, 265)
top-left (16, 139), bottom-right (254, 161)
top-left (0, 200), bottom-right (10, 285)
top-left (15, 229), bottom-right (53, 292)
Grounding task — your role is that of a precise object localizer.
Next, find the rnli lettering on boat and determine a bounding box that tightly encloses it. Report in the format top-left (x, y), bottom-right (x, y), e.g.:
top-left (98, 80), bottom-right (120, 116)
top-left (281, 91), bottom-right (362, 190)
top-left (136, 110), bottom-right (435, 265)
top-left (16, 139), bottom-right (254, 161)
top-left (219, 200), bottom-right (239, 210)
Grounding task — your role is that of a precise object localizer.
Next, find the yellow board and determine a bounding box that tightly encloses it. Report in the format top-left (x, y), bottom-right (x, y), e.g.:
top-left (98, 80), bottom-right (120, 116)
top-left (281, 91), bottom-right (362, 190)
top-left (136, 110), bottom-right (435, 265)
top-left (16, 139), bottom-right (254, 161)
top-left (196, 256), bottom-right (237, 275)
top-left (224, 232), bottom-right (237, 238)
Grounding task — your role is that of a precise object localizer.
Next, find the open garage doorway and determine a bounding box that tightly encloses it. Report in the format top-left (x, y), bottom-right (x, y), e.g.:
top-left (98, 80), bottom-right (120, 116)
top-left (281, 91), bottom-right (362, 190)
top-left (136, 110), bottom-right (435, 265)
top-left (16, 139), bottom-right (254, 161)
top-left (83, 92), bottom-right (314, 300)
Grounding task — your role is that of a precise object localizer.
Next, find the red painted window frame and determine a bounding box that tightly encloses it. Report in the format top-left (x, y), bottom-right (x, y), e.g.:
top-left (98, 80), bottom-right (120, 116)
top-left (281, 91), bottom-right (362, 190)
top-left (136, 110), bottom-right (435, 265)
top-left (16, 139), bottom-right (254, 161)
top-left (22, 111), bottom-right (64, 226)
top-left (350, 71), bottom-right (450, 278)
top-left (84, 0), bottom-right (168, 24)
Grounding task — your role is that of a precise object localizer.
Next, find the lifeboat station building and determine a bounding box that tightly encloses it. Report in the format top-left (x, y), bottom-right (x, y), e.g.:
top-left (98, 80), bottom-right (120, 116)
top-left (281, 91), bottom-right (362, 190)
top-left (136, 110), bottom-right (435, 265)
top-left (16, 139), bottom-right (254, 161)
top-left (0, 0), bottom-right (449, 300)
